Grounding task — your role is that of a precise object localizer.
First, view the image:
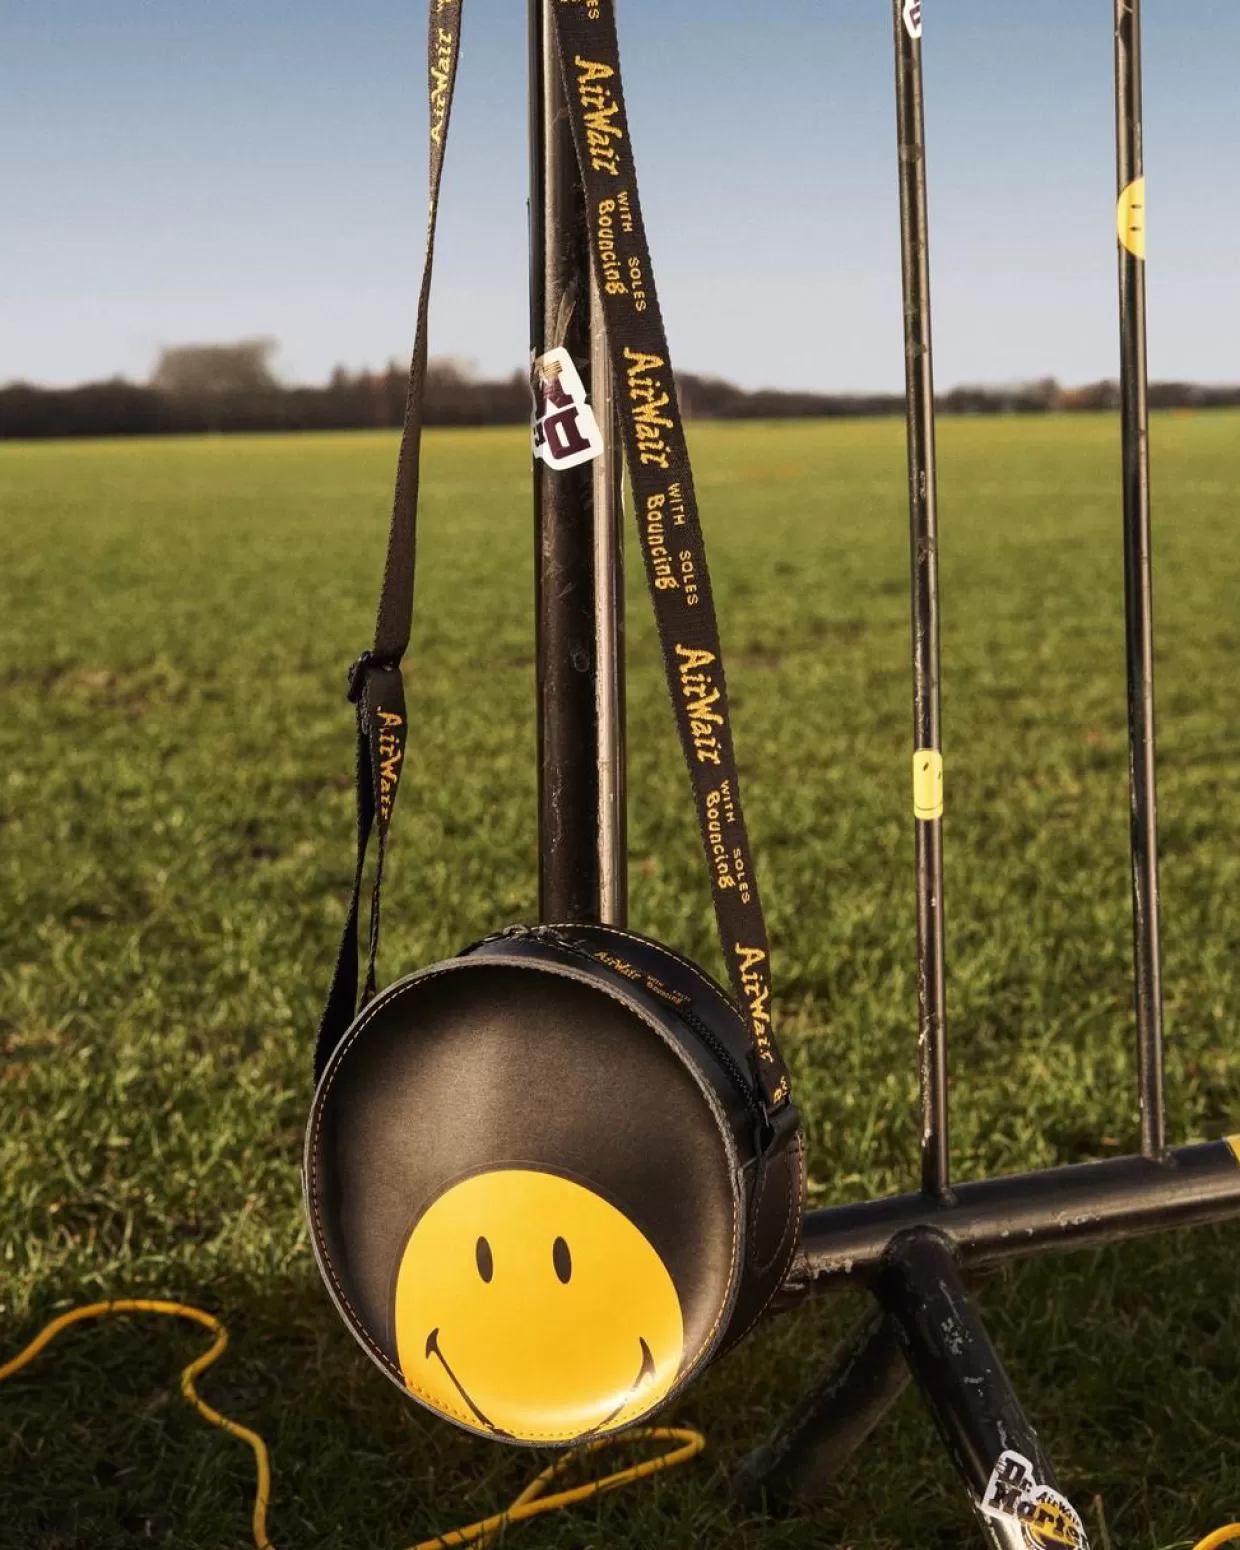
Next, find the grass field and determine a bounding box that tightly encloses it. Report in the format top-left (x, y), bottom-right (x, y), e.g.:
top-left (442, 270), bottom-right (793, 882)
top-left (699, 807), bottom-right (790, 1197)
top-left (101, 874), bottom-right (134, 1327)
top-left (1, 413), bottom-right (1239, 1550)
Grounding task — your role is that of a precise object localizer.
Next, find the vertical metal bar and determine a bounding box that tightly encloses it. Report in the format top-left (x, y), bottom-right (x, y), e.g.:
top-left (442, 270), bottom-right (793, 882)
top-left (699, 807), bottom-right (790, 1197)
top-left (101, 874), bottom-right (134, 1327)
top-left (892, 0), bottom-right (949, 1198)
top-left (529, 0), bottom-right (627, 926)
top-left (590, 267), bottom-right (628, 927)
top-left (1114, 0), bottom-right (1166, 1160)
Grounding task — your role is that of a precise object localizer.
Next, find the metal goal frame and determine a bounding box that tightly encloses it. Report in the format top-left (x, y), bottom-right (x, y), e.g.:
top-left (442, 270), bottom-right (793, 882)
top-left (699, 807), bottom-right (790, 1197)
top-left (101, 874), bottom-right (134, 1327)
top-left (526, 2), bottom-right (1240, 1542)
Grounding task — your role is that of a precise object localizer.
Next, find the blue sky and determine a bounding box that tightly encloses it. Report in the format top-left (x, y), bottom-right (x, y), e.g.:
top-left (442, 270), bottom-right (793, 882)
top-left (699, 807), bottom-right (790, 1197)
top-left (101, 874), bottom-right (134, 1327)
top-left (3, 0), bottom-right (1237, 392)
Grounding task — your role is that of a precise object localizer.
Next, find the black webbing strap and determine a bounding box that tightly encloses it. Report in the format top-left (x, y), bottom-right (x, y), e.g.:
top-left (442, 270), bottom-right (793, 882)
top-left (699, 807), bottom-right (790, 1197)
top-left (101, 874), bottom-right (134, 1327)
top-left (315, 0), bottom-right (793, 1120)
top-left (313, 0), bottom-right (462, 1081)
top-left (547, 0), bottom-right (789, 1115)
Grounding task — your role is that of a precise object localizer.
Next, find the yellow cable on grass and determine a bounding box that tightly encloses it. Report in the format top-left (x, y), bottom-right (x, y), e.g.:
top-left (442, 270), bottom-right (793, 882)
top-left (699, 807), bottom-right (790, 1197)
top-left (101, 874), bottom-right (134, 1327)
top-left (0, 1300), bottom-right (273, 1547)
top-left (0, 1299), bottom-right (705, 1550)
top-left (408, 1427), bottom-right (705, 1550)
top-left (1193, 1527), bottom-right (1240, 1550)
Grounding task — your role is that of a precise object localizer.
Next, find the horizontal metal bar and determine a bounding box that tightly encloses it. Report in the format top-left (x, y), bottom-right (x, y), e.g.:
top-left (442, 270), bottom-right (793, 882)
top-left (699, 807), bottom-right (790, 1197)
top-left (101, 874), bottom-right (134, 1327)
top-left (778, 1139), bottom-right (1240, 1303)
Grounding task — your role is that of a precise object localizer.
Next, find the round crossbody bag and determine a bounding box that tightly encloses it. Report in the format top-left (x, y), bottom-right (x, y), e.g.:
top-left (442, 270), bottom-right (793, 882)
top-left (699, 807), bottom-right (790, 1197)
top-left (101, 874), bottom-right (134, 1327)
top-left (303, 0), bottom-right (805, 1447)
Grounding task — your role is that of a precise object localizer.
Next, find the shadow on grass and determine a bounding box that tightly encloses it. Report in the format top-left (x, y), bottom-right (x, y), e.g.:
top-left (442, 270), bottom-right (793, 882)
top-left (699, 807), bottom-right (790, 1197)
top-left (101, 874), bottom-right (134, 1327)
top-left (3, 1219), bottom-right (1239, 1550)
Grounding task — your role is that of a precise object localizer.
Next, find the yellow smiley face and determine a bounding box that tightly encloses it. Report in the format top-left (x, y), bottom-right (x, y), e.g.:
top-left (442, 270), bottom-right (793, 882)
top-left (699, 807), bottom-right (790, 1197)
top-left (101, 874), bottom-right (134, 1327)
top-left (393, 1168), bottom-right (684, 1444)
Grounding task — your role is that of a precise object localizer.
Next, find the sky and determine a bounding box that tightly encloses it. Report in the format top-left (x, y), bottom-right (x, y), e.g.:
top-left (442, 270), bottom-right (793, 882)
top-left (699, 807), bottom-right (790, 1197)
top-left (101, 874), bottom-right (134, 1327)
top-left (3, 0), bottom-right (1238, 394)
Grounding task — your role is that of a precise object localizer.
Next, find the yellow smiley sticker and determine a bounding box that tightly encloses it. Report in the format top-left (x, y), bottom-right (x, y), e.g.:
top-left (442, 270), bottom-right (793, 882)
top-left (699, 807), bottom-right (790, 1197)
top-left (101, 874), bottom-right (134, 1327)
top-left (1117, 176), bottom-right (1146, 259)
top-left (394, 1168), bottom-right (685, 1444)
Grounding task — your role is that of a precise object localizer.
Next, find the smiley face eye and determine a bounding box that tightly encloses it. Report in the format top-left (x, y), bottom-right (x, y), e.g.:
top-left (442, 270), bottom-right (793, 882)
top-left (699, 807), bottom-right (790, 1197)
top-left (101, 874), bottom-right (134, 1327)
top-left (476, 1236), bottom-right (494, 1283)
top-left (552, 1236), bottom-right (572, 1284)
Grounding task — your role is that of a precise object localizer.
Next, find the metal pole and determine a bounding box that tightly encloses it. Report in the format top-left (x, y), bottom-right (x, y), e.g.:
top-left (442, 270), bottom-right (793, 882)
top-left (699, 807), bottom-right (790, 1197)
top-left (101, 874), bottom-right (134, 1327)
top-left (776, 1137), bottom-right (1240, 1299)
top-left (877, 1230), bottom-right (1086, 1550)
top-left (1114, 0), bottom-right (1165, 1160)
top-left (893, 0), bottom-right (949, 1198)
top-left (732, 1305), bottom-right (909, 1512)
top-left (590, 266), bottom-right (628, 927)
top-left (529, 0), bottom-right (627, 926)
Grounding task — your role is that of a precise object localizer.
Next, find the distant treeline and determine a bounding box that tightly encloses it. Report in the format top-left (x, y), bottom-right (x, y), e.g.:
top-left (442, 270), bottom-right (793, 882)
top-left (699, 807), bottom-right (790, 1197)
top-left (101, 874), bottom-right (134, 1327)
top-left (673, 374), bottom-right (1240, 418)
top-left (3, 341), bottom-right (1238, 441)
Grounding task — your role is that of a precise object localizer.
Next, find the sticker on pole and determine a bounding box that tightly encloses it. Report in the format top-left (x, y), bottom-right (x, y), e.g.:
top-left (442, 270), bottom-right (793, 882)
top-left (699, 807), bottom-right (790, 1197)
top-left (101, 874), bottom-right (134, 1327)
top-left (1116, 176), bottom-right (1146, 259)
top-left (532, 347), bottom-right (605, 470)
top-left (979, 1450), bottom-right (1089, 1550)
top-left (902, 0), bottom-right (922, 39)
top-left (912, 749), bottom-right (943, 821)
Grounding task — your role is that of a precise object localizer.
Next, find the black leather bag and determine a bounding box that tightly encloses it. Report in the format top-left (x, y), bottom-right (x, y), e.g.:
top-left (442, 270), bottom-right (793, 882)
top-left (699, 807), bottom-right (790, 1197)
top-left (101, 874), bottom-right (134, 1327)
top-left (305, 923), bottom-right (803, 1444)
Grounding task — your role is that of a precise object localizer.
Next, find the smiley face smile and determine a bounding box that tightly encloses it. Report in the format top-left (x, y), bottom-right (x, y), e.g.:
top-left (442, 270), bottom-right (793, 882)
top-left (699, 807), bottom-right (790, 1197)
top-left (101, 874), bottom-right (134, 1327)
top-left (423, 1326), bottom-right (505, 1435)
top-left (424, 1326), bottom-right (658, 1439)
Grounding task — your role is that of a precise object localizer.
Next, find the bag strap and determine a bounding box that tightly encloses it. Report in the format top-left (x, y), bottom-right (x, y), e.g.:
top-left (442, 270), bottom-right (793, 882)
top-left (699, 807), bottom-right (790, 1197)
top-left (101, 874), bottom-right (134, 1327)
top-left (546, 0), bottom-right (789, 1115)
top-left (313, 0), bottom-right (462, 1080)
top-left (315, 0), bottom-right (793, 1123)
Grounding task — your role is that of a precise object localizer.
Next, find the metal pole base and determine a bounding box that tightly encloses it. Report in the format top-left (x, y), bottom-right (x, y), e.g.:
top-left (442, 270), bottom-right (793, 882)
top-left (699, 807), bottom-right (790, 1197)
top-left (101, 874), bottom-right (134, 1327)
top-left (731, 1306), bottom-right (908, 1515)
top-left (742, 1231), bottom-right (1092, 1549)
top-left (877, 1228), bottom-right (1090, 1550)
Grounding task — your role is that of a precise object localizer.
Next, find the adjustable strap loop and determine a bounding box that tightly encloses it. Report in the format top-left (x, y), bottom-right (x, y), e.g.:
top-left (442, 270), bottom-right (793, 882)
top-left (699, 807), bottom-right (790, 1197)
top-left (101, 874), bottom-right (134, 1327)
top-left (314, 656), bottom-right (409, 1079)
top-left (347, 649), bottom-right (395, 704)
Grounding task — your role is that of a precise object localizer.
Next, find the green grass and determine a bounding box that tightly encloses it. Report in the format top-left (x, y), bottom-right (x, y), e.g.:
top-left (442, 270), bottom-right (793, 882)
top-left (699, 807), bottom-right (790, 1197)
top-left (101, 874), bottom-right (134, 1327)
top-left (1, 413), bottom-right (1238, 1550)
